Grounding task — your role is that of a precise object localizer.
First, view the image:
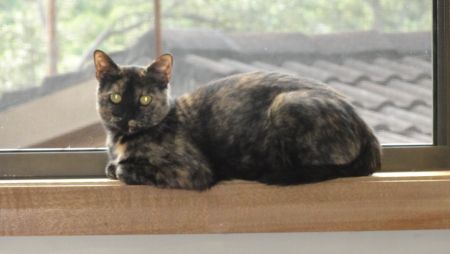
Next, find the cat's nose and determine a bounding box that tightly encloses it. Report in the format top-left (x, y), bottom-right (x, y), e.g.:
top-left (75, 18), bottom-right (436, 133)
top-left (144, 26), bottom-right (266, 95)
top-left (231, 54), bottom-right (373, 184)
top-left (128, 120), bottom-right (140, 133)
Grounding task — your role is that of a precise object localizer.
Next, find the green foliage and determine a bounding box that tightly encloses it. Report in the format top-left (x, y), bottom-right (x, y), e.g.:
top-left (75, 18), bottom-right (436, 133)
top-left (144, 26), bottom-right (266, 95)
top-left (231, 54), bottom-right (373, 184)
top-left (164, 0), bottom-right (431, 33)
top-left (57, 0), bottom-right (151, 72)
top-left (379, 0), bottom-right (432, 31)
top-left (0, 1), bottom-right (45, 91)
top-left (0, 0), bottom-right (432, 95)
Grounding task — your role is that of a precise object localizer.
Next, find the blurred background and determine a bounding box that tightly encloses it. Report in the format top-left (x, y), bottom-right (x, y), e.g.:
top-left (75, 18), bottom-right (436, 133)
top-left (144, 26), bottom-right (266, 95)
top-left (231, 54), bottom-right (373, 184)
top-left (0, 0), bottom-right (433, 148)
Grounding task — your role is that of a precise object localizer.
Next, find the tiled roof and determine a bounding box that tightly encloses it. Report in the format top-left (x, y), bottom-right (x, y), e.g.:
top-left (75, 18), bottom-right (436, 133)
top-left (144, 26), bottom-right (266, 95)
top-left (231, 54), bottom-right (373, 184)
top-left (0, 29), bottom-right (433, 144)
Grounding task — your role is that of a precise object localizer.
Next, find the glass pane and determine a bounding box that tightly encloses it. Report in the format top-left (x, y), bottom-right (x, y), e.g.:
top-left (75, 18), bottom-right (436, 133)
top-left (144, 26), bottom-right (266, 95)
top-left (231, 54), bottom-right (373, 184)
top-left (0, 0), bottom-right (432, 148)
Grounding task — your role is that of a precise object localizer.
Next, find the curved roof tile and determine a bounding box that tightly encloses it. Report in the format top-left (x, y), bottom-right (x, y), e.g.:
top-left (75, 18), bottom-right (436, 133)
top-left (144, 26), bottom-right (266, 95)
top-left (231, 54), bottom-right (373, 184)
top-left (408, 131), bottom-right (433, 143)
top-left (375, 130), bottom-right (420, 144)
top-left (402, 56), bottom-right (432, 74)
top-left (387, 79), bottom-right (433, 99)
top-left (314, 60), bottom-right (367, 84)
top-left (374, 58), bottom-right (430, 82)
top-left (410, 105), bottom-right (433, 117)
top-left (380, 106), bottom-right (432, 134)
top-left (357, 81), bottom-right (427, 108)
top-left (282, 61), bottom-right (336, 83)
top-left (417, 78), bottom-right (433, 88)
top-left (251, 62), bottom-right (297, 75)
top-left (357, 107), bottom-right (418, 134)
top-left (330, 81), bottom-right (392, 110)
top-left (343, 59), bottom-right (401, 83)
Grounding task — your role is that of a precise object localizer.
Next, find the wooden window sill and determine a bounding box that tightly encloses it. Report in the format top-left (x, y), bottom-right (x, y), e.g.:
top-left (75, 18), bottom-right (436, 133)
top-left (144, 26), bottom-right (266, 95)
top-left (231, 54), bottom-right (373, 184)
top-left (1, 171), bottom-right (450, 236)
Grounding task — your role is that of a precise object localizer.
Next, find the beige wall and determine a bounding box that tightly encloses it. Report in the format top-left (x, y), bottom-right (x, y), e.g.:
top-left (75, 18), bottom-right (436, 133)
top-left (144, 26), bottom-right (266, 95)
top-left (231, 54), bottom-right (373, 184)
top-left (0, 79), bottom-right (99, 148)
top-left (1, 230), bottom-right (450, 254)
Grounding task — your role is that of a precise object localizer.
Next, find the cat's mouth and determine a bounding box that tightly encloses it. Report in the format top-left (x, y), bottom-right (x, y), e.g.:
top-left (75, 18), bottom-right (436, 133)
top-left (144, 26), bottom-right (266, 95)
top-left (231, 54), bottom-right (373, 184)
top-left (127, 120), bottom-right (143, 133)
top-left (106, 117), bottom-right (146, 134)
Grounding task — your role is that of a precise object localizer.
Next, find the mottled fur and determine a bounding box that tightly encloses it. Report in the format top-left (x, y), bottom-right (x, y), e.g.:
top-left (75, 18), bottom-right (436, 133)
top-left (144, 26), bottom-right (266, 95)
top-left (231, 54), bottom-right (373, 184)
top-left (94, 50), bottom-right (381, 191)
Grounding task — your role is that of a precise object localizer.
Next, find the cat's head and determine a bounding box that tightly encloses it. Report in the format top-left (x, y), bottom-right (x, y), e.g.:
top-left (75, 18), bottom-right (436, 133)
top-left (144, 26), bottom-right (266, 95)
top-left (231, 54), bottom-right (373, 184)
top-left (93, 50), bottom-right (173, 134)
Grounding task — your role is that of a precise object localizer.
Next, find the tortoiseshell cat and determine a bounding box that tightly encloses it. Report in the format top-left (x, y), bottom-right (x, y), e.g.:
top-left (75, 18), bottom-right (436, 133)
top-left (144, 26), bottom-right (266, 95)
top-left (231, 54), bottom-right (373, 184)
top-left (94, 50), bottom-right (381, 191)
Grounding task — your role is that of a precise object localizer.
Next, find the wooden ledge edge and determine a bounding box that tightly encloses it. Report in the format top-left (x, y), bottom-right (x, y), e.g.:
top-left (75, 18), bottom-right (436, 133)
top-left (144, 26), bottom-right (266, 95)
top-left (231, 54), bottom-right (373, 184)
top-left (1, 171), bottom-right (450, 236)
top-left (2, 171), bottom-right (450, 187)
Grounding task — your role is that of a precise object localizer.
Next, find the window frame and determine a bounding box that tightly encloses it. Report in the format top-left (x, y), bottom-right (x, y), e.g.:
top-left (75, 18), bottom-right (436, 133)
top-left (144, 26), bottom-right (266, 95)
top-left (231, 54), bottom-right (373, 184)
top-left (0, 0), bottom-right (448, 178)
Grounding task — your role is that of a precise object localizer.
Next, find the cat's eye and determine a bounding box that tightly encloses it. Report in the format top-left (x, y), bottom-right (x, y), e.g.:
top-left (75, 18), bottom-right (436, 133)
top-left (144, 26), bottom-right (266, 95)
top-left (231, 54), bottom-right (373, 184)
top-left (140, 95), bottom-right (152, 106)
top-left (110, 93), bottom-right (122, 104)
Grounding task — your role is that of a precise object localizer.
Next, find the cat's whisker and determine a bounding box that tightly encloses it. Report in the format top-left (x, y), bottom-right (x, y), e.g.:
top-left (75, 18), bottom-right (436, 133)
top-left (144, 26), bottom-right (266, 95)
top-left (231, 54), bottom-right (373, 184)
top-left (111, 116), bottom-right (122, 122)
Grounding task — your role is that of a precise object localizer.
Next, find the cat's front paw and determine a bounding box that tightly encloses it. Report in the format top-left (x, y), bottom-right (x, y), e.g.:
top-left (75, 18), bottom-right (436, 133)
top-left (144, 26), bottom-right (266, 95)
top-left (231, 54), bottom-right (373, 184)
top-left (105, 163), bottom-right (117, 179)
top-left (116, 163), bottom-right (154, 185)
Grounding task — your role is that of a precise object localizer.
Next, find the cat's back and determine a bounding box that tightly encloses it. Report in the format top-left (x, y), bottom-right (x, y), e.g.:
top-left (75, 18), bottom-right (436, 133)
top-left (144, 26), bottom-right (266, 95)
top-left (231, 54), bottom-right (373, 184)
top-left (176, 71), bottom-right (347, 130)
top-left (181, 71), bottom-right (335, 111)
top-left (197, 71), bottom-right (330, 97)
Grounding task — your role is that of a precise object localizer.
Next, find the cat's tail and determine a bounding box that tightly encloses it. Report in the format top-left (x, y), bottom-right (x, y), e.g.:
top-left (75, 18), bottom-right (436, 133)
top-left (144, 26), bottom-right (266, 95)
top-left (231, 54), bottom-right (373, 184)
top-left (259, 132), bottom-right (381, 185)
top-left (338, 132), bottom-right (381, 177)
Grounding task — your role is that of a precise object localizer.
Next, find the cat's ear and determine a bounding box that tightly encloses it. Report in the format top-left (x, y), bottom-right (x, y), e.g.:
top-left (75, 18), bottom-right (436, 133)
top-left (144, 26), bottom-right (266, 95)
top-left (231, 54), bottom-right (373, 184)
top-left (93, 49), bottom-right (120, 81)
top-left (146, 54), bottom-right (173, 86)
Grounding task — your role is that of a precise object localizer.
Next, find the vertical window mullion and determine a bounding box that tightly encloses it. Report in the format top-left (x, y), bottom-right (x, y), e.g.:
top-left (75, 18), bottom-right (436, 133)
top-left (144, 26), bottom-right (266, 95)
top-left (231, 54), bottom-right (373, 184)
top-left (435, 0), bottom-right (450, 146)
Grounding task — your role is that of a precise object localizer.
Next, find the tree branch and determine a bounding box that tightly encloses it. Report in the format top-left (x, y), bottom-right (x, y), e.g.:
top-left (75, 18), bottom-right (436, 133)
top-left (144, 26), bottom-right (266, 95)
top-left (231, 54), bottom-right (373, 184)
top-left (76, 12), bottom-right (149, 70)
